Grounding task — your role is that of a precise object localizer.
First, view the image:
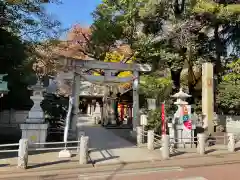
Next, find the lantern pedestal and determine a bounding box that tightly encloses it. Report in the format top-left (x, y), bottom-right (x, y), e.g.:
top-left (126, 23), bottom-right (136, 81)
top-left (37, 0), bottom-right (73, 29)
top-left (168, 123), bottom-right (196, 148)
top-left (20, 81), bottom-right (48, 148)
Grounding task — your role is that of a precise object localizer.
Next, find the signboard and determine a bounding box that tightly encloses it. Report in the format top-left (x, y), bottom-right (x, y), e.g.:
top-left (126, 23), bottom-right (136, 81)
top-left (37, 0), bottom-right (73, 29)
top-left (140, 114), bottom-right (148, 126)
top-left (147, 99), bottom-right (156, 110)
top-left (181, 105), bottom-right (192, 130)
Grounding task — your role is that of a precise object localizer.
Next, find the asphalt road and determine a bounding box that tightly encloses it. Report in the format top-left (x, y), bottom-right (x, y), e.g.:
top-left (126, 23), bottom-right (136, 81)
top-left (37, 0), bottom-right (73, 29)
top-left (1, 162), bottom-right (240, 180)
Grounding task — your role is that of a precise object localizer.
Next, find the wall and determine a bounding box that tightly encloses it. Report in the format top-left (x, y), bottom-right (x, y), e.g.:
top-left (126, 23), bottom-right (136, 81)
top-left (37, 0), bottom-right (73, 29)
top-left (0, 110), bottom-right (28, 125)
top-left (0, 110), bottom-right (28, 143)
top-left (221, 115), bottom-right (240, 134)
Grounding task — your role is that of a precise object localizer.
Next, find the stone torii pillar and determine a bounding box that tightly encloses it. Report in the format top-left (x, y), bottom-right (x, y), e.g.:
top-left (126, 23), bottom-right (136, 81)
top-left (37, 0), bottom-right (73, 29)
top-left (71, 74), bottom-right (81, 133)
top-left (133, 70), bottom-right (139, 129)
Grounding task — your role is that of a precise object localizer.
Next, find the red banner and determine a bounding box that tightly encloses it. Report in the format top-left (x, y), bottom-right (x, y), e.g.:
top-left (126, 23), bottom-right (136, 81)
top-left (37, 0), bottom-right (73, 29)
top-left (161, 103), bottom-right (166, 135)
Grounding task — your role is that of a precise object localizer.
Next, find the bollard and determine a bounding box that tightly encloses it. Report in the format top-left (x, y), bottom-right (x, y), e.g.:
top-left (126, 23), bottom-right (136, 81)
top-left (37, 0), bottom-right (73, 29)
top-left (147, 130), bottom-right (154, 150)
top-left (18, 139), bottom-right (28, 169)
top-left (79, 136), bottom-right (89, 164)
top-left (197, 133), bottom-right (206, 155)
top-left (227, 133), bottom-right (235, 152)
top-left (161, 135), bottom-right (170, 160)
top-left (136, 126), bottom-right (143, 146)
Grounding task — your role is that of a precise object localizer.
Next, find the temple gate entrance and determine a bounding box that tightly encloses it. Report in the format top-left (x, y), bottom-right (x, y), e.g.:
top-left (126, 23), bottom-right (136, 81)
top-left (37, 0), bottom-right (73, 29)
top-left (58, 58), bottom-right (151, 138)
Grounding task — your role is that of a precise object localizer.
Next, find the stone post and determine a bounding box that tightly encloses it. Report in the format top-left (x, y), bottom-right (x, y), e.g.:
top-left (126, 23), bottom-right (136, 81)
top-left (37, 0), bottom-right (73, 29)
top-left (197, 133), bottom-right (206, 155)
top-left (79, 136), bottom-right (89, 165)
top-left (202, 63), bottom-right (214, 134)
top-left (136, 126), bottom-right (143, 146)
top-left (227, 133), bottom-right (235, 152)
top-left (18, 139), bottom-right (28, 169)
top-left (147, 130), bottom-right (154, 150)
top-left (161, 135), bottom-right (170, 160)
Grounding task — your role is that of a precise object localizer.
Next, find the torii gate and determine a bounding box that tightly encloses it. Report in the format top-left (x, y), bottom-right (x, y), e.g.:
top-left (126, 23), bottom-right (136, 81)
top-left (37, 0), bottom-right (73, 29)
top-left (61, 58), bottom-right (151, 133)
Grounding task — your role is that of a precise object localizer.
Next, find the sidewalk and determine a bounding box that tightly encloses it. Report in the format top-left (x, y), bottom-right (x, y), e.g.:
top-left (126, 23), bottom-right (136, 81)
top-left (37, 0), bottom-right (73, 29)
top-left (1, 152), bottom-right (240, 179)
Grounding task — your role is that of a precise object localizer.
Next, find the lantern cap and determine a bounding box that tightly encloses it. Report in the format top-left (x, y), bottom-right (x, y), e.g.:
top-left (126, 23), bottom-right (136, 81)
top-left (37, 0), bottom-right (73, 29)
top-left (172, 88), bottom-right (191, 99)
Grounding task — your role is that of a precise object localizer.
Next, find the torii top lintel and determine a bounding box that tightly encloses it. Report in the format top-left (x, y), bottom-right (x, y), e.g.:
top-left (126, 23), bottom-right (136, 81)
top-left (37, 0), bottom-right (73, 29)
top-left (66, 58), bottom-right (152, 72)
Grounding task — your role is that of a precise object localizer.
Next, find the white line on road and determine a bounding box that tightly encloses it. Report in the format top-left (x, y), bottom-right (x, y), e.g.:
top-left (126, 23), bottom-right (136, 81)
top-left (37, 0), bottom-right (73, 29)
top-left (78, 166), bottom-right (184, 179)
top-left (165, 177), bottom-right (208, 180)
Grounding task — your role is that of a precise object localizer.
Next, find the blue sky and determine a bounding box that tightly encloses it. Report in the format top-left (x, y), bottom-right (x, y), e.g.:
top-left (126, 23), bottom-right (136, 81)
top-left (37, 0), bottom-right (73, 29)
top-left (46, 0), bottom-right (102, 29)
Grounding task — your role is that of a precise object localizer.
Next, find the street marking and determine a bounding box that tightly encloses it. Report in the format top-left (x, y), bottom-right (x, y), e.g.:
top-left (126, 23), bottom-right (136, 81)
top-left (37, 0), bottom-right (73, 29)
top-left (78, 166), bottom-right (184, 179)
top-left (166, 177), bottom-right (208, 180)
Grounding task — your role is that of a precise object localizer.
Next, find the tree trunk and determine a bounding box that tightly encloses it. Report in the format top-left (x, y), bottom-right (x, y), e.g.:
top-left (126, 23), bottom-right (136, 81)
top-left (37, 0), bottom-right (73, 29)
top-left (170, 68), bottom-right (182, 94)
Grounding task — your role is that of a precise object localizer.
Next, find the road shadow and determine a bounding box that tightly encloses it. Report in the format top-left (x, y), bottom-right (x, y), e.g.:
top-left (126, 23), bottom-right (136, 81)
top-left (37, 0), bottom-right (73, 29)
top-left (91, 155), bottom-right (119, 164)
top-left (205, 149), bottom-right (217, 154)
top-left (89, 148), bottom-right (119, 164)
top-left (0, 164), bottom-right (9, 167)
top-left (27, 159), bottom-right (71, 169)
top-left (170, 151), bottom-right (186, 157)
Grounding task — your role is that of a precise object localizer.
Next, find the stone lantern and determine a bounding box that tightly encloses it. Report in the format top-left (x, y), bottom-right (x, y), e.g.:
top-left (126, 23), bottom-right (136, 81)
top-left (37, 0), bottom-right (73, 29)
top-left (26, 80), bottom-right (45, 123)
top-left (168, 88), bottom-right (196, 148)
top-left (20, 80), bottom-right (48, 148)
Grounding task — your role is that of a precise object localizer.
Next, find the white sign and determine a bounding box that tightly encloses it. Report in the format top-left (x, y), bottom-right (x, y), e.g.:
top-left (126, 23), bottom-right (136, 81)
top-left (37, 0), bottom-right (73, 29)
top-left (147, 99), bottom-right (156, 110)
top-left (140, 114), bottom-right (148, 126)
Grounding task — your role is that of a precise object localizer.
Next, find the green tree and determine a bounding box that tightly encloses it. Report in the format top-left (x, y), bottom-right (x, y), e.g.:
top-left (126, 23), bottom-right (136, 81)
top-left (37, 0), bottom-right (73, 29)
top-left (0, 0), bottom-right (62, 110)
top-left (2, 0), bottom-right (62, 40)
top-left (90, 0), bottom-right (240, 108)
top-left (216, 58), bottom-right (240, 114)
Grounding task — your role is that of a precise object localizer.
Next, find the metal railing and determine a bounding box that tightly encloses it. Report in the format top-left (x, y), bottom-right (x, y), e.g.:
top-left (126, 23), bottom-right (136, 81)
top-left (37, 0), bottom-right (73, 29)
top-left (29, 140), bottom-right (81, 152)
top-left (153, 133), bottom-right (161, 147)
top-left (0, 139), bottom-right (82, 153)
top-left (0, 143), bottom-right (19, 153)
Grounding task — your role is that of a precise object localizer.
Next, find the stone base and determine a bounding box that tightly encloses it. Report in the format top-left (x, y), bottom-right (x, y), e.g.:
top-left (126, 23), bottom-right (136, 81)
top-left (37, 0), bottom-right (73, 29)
top-left (59, 149), bottom-right (72, 158)
top-left (20, 123), bottom-right (48, 148)
top-left (168, 123), bottom-right (196, 148)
